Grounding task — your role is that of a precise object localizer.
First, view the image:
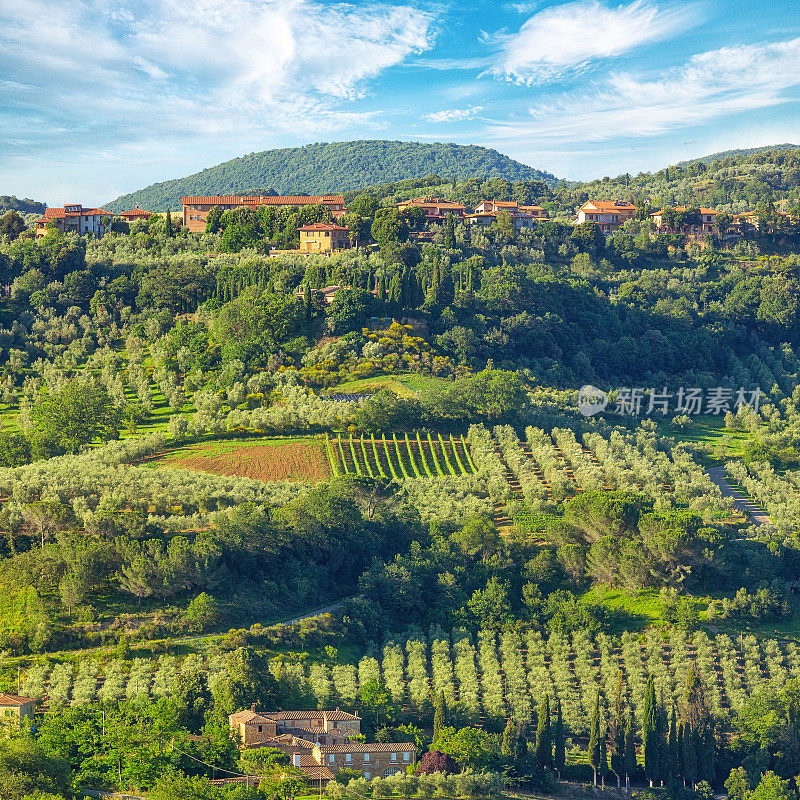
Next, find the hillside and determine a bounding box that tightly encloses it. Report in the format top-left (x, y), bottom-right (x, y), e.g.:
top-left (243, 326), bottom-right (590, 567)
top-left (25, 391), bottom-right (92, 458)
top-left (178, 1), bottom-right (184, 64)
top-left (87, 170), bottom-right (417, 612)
top-left (105, 140), bottom-right (557, 211)
top-left (677, 142), bottom-right (799, 167)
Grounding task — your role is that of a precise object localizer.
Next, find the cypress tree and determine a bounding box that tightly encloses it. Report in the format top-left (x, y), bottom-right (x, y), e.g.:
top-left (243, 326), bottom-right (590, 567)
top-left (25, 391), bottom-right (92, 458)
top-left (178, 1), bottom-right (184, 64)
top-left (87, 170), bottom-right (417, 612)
top-left (502, 718), bottom-right (515, 758)
top-left (682, 722), bottom-right (698, 789)
top-left (623, 712), bottom-right (637, 792)
top-left (666, 706), bottom-right (679, 785)
top-left (599, 719), bottom-right (609, 789)
top-left (165, 207), bottom-right (172, 237)
top-left (433, 690), bottom-right (447, 741)
top-left (610, 673), bottom-right (625, 787)
top-left (445, 212), bottom-right (456, 249)
top-left (642, 675), bottom-right (659, 787)
top-left (699, 722), bottom-right (715, 783)
top-left (554, 697), bottom-right (565, 777)
top-left (378, 274), bottom-right (386, 303)
top-left (588, 690), bottom-right (602, 786)
top-left (515, 721), bottom-right (528, 763)
top-left (535, 695), bottom-right (552, 768)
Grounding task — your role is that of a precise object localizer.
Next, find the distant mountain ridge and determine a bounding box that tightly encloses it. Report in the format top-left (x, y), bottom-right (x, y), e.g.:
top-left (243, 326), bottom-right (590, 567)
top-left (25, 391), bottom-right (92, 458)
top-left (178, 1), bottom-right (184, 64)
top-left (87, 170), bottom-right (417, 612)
top-left (105, 140), bottom-right (558, 212)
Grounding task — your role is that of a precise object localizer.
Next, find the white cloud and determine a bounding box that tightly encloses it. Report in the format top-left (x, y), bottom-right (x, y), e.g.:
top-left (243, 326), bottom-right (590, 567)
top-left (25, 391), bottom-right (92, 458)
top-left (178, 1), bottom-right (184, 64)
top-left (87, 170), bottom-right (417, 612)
top-left (0, 0), bottom-right (438, 153)
top-left (424, 106), bottom-right (484, 122)
top-left (487, 0), bottom-right (699, 84)
top-left (485, 37), bottom-right (800, 143)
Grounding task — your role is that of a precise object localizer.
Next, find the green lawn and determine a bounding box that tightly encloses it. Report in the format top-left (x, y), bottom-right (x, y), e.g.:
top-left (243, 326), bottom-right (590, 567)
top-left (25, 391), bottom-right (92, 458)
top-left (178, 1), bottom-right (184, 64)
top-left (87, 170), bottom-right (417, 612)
top-left (654, 415), bottom-right (751, 465)
top-left (579, 587), bottom-right (667, 632)
top-left (328, 372), bottom-right (452, 398)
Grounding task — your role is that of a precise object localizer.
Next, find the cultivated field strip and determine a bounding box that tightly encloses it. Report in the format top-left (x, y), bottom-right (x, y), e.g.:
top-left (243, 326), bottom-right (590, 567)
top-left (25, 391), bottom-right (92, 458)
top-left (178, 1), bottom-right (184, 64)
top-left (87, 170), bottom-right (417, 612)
top-left (28, 629), bottom-right (799, 734)
top-left (327, 432), bottom-right (476, 478)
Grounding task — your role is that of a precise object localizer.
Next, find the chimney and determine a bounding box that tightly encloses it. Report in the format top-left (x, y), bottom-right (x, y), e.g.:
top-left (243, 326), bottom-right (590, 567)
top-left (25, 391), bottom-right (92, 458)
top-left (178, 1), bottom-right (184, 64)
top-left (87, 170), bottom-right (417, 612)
top-left (251, 703), bottom-right (256, 712)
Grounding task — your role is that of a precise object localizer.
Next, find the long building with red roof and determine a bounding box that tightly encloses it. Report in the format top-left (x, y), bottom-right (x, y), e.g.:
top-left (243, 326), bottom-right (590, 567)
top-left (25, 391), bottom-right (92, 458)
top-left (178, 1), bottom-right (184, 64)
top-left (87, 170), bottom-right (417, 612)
top-left (181, 195), bottom-right (346, 232)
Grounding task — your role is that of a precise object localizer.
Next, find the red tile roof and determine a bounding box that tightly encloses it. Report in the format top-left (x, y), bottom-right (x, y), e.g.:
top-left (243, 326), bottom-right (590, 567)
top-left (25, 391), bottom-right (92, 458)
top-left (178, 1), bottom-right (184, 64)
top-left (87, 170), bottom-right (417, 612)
top-left (298, 223), bottom-right (349, 232)
top-left (0, 693), bottom-right (35, 706)
top-left (580, 201), bottom-right (636, 213)
top-left (181, 195), bottom-right (344, 206)
top-left (118, 208), bottom-right (151, 218)
top-left (318, 743), bottom-right (415, 753)
top-left (266, 710), bottom-right (360, 721)
top-left (39, 207), bottom-right (110, 221)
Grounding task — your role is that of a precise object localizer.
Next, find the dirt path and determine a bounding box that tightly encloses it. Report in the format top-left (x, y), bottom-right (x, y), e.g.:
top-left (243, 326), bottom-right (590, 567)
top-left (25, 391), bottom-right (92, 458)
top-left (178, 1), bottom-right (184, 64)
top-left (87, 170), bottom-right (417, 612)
top-left (707, 466), bottom-right (772, 525)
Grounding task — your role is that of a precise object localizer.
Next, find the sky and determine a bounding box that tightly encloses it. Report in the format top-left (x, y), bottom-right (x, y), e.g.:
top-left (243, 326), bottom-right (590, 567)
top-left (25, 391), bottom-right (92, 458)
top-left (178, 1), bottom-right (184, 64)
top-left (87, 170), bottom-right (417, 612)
top-left (2, 0), bottom-right (800, 206)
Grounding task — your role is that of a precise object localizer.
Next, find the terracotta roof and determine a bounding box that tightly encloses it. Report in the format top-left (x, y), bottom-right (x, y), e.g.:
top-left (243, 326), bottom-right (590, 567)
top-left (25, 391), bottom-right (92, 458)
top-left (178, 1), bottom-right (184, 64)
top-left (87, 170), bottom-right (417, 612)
top-left (298, 223), bottom-right (349, 232)
top-left (229, 710), bottom-right (275, 724)
top-left (0, 693), bottom-right (35, 705)
top-left (492, 200), bottom-right (518, 208)
top-left (266, 710), bottom-right (360, 721)
top-left (296, 763), bottom-right (335, 780)
top-left (519, 205), bottom-right (546, 212)
top-left (580, 201), bottom-right (636, 213)
top-left (181, 195), bottom-right (344, 206)
top-left (399, 197), bottom-right (466, 210)
top-left (318, 743), bottom-right (415, 753)
top-left (652, 206), bottom-right (718, 216)
top-left (39, 207), bottom-right (110, 222)
top-left (118, 208), bottom-right (151, 218)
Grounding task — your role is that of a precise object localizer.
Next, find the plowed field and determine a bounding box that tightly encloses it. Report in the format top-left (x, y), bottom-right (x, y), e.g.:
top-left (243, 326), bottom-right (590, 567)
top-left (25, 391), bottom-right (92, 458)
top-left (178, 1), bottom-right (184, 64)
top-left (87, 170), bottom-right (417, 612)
top-left (155, 437), bottom-right (330, 482)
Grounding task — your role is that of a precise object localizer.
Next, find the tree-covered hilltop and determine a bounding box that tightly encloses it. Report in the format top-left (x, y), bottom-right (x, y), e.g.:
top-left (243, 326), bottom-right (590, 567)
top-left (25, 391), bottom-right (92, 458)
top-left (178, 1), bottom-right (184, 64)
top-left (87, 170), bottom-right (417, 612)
top-left (555, 145), bottom-right (800, 216)
top-left (104, 140), bottom-right (558, 211)
top-left (677, 143), bottom-right (799, 167)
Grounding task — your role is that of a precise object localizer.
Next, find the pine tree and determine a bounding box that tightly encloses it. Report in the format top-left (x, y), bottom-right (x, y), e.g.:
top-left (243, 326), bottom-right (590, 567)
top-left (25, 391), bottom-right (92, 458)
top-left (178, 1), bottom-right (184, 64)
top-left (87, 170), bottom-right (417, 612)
top-left (554, 697), bottom-right (565, 777)
top-left (433, 690), bottom-right (447, 740)
top-left (589, 690), bottom-right (603, 786)
top-left (502, 718), bottom-right (515, 758)
top-left (535, 695), bottom-right (552, 768)
top-left (623, 712), bottom-right (637, 792)
top-left (165, 207), bottom-right (172, 237)
top-left (642, 675), bottom-right (659, 787)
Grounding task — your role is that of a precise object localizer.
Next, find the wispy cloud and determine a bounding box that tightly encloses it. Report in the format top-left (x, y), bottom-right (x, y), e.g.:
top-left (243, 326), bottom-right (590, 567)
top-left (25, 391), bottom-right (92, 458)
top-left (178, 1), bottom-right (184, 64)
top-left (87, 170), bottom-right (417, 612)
top-left (487, 0), bottom-right (700, 84)
top-left (0, 0), bottom-right (438, 149)
top-left (424, 106), bottom-right (484, 122)
top-left (486, 36), bottom-right (800, 142)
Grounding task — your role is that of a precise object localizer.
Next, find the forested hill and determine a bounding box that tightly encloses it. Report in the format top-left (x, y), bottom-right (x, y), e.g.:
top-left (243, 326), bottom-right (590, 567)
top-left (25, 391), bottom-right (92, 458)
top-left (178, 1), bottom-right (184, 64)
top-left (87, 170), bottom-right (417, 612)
top-left (677, 142), bottom-right (799, 167)
top-left (0, 195), bottom-right (45, 216)
top-left (555, 145), bottom-right (800, 214)
top-left (105, 140), bottom-right (557, 211)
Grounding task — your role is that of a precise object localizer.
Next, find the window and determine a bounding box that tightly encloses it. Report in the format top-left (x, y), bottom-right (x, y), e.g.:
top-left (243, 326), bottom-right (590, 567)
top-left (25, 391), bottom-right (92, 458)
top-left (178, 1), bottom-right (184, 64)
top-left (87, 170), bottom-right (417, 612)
top-left (403, 753), bottom-right (411, 762)
top-left (364, 773), bottom-right (370, 780)
top-left (383, 768), bottom-right (401, 778)
top-left (390, 753), bottom-right (397, 762)
top-left (329, 755), bottom-right (335, 764)
top-left (258, 726), bottom-right (263, 733)
top-left (345, 754), bottom-right (352, 763)
top-left (363, 753), bottom-right (370, 762)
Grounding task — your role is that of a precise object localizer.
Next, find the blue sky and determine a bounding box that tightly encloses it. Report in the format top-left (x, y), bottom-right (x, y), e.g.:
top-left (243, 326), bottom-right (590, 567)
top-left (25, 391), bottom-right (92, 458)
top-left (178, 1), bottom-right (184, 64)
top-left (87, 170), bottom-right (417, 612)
top-left (2, 0), bottom-right (800, 206)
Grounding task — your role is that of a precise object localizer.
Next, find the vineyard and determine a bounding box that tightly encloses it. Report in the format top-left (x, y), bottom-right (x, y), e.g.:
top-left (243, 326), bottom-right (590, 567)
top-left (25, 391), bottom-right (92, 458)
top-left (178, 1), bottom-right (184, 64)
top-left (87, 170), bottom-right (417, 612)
top-left (326, 432), bottom-right (476, 479)
top-left (26, 628), bottom-right (796, 737)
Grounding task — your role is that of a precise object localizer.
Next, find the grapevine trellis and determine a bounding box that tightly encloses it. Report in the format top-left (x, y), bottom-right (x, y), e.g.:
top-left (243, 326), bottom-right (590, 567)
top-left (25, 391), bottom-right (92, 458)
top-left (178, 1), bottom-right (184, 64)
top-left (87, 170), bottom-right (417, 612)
top-left (28, 628), bottom-right (800, 739)
top-left (326, 432), bottom-right (476, 479)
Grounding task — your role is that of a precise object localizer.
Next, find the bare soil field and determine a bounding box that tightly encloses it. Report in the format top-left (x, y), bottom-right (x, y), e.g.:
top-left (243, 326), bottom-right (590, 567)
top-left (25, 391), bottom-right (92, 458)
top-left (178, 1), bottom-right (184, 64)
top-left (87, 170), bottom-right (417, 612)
top-left (156, 437), bottom-right (331, 482)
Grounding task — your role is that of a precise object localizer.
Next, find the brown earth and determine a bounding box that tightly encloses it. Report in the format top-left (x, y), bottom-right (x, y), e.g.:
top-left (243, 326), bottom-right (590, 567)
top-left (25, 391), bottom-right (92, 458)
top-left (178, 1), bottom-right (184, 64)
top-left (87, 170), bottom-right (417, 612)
top-left (170, 441), bottom-right (331, 482)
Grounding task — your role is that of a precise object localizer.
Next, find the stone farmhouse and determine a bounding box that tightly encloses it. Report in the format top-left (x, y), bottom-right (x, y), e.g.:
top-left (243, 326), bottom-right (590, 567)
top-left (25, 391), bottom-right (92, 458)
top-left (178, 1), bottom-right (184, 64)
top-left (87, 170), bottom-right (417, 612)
top-left (228, 707), bottom-right (415, 785)
top-left (576, 200), bottom-right (637, 234)
top-left (0, 693), bottom-right (36, 726)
